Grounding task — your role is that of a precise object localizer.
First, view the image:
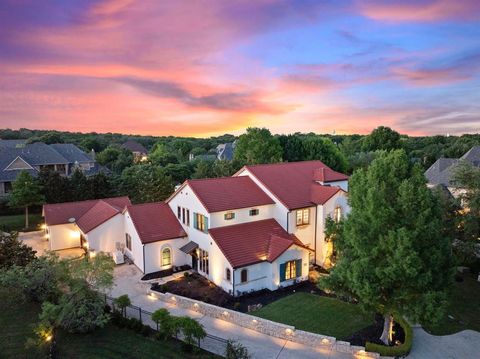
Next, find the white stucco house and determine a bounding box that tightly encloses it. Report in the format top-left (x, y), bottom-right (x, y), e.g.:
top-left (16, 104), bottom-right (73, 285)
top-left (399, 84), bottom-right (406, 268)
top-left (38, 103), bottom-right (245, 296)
top-left (43, 160), bottom-right (350, 297)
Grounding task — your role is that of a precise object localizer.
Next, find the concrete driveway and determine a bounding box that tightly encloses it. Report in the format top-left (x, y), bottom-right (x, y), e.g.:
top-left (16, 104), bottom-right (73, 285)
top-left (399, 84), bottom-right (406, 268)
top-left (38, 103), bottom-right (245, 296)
top-left (107, 264), bottom-right (359, 359)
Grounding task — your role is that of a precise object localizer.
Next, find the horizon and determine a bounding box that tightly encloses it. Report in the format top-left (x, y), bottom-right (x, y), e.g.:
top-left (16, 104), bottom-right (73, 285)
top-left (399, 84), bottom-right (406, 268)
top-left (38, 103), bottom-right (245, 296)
top-left (1, 1), bottom-right (479, 137)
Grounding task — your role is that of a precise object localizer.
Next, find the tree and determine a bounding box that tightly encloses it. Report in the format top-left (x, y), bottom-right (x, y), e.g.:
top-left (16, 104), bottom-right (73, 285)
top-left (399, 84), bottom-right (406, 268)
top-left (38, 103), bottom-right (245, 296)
top-left (96, 146), bottom-right (133, 174)
top-left (321, 150), bottom-right (453, 344)
top-left (8, 171), bottom-right (45, 229)
top-left (192, 160), bottom-right (214, 179)
top-left (278, 134), bottom-right (306, 162)
top-left (0, 232), bottom-right (36, 269)
top-left (302, 136), bottom-right (348, 172)
top-left (362, 126), bottom-right (402, 152)
top-left (37, 168), bottom-right (70, 204)
top-left (113, 294), bottom-right (131, 317)
top-left (67, 253), bottom-right (114, 291)
top-left (178, 316), bottom-right (206, 347)
top-left (120, 164), bottom-right (174, 203)
top-left (152, 308), bottom-right (170, 331)
top-left (87, 173), bottom-right (116, 199)
top-left (234, 128), bottom-right (282, 165)
top-left (69, 169), bottom-right (90, 201)
top-left (226, 340), bottom-right (251, 359)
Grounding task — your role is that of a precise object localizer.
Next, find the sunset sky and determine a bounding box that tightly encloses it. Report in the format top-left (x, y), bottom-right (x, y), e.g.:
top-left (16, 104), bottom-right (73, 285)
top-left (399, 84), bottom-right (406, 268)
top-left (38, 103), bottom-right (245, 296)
top-left (1, 0), bottom-right (479, 137)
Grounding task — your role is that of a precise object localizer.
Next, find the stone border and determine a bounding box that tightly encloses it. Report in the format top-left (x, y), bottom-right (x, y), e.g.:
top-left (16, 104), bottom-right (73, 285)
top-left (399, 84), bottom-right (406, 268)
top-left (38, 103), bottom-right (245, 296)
top-left (149, 290), bottom-right (379, 358)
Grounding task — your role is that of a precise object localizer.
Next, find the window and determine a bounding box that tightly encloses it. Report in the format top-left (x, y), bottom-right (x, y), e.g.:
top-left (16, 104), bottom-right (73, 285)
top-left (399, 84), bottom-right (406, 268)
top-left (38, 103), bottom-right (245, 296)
top-left (194, 213), bottom-right (208, 233)
top-left (240, 269), bottom-right (248, 283)
top-left (177, 206), bottom-right (181, 220)
top-left (226, 268), bottom-right (231, 282)
top-left (296, 208), bottom-right (310, 226)
top-left (199, 249), bottom-right (209, 274)
top-left (280, 259), bottom-right (302, 282)
top-left (125, 233), bottom-right (132, 251)
top-left (162, 247), bottom-right (172, 266)
top-left (186, 209), bottom-right (190, 226)
top-left (334, 206), bottom-right (342, 223)
top-left (249, 209), bottom-right (259, 216)
top-left (182, 208), bottom-right (186, 224)
top-left (224, 212), bottom-right (235, 220)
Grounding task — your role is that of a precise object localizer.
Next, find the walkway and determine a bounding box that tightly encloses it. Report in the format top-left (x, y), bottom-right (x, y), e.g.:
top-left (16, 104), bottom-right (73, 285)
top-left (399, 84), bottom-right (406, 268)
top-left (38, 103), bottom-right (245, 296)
top-left (107, 264), bottom-right (357, 359)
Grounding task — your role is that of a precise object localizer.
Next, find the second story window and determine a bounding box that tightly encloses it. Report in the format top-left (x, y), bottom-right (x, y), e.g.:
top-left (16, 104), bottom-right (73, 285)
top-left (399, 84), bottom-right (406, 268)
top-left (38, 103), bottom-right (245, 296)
top-left (226, 268), bottom-right (231, 282)
top-left (194, 213), bottom-right (208, 233)
top-left (186, 209), bottom-right (190, 226)
top-left (177, 206), bottom-right (181, 220)
top-left (224, 212), bottom-right (235, 220)
top-left (249, 209), bottom-right (259, 216)
top-left (296, 208), bottom-right (310, 226)
top-left (182, 208), bottom-right (186, 224)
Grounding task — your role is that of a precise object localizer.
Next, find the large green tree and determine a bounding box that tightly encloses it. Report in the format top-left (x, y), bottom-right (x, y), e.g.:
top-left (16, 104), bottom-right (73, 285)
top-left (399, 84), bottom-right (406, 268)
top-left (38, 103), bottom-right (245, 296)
top-left (322, 150), bottom-right (453, 344)
top-left (362, 126), bottom-right (402, 152)
top-left (8, 171), bottom-right (45, 229)
top-left (234, 127), bottom-right (282, 165)
top-left (0, 232), bottom-right (36, 269)
top-left (120, 164), bottom-right (174, 203)
top-left (37, 168), bottom-right (70, 204)
top-left (302, 136), bottom-right (348, 172)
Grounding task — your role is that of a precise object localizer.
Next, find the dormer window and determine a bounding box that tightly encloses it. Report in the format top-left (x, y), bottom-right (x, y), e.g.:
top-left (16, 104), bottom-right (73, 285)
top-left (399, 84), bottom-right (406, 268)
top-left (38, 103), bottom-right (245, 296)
top-left (224, 212), bottom-right (235, 220)
top-left (296, 208), bottom-right (310, 226)
top-left (249, 209), bottom-right (259, 216)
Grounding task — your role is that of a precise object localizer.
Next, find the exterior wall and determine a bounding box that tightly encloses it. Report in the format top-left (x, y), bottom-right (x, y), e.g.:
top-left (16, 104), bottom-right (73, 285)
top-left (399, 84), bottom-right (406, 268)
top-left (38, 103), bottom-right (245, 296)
top-left (143, 237), bottom-right (190, 274)
top-left (84, 213), bottom-right (124, 254)
top-left (5, 157), bottom-right (33, 170)
top-left (288, 206), bottom-right (316, 249)
top-left (124, 210), bottom-right (145, 272)
top-left (272, 245), bottom-right (310, 288)
top-left (209, 204), bottom-right (274, 228)
top-left (324, 180), bottom-right (348, 192)
top-left (48, 223), bottom-right (81, 250)
top-left (235, 168), bottom-right (290, 229)
top-left (316, 191), bottom-right (350, 266)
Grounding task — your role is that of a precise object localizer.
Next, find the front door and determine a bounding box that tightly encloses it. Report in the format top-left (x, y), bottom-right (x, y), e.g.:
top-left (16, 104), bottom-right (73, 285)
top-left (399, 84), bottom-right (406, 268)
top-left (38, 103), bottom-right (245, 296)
top-left (191, 253), bottom-right (198, 271)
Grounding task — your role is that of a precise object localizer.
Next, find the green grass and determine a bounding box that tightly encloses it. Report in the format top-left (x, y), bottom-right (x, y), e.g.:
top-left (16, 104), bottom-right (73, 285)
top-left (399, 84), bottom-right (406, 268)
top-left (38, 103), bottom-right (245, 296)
top-left (253, 292), bottom-right (373, 339)
top-left (0, 213), bottom-right (43, 232)
top-left (423, 274), bottom-right (480, 335)
top-left (0, 289), bottom-right (218, 359)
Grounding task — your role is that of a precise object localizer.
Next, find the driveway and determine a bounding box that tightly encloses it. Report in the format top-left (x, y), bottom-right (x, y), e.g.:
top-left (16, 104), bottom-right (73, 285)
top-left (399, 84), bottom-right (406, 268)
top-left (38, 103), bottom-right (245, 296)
top-left (408, 327), bottom-right (480, 359)
top-left (108, 264), bottom-right (359, 359)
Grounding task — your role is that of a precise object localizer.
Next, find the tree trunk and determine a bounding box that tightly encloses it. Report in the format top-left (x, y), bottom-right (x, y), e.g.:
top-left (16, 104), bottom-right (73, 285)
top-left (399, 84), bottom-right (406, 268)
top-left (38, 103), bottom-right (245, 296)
top-left (380, 314), bottom-right (393, 345)
top-left (25, 206), bottom-right (29, 229)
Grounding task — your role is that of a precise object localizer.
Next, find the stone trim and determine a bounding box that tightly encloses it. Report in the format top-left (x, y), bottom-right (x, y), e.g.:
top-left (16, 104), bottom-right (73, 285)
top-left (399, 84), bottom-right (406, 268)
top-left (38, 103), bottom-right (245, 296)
top-left (149, 290), bottom-right (379, 358)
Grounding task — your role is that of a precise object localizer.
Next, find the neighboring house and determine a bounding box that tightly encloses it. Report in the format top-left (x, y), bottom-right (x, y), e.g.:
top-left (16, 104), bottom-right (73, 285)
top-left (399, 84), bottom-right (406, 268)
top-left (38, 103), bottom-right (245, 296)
top-left (215, 141), bottom-right (236, 161)
top-left (425, 146), bottom-right (480, 197)
top-left (0, 140), bottom-right (106, 196)
top-left (42, 160), bottom-right (350, 297)
top-left (121, 140), bottom-right (148, 162)
top-left (43, 197), bottom-right (131, 251)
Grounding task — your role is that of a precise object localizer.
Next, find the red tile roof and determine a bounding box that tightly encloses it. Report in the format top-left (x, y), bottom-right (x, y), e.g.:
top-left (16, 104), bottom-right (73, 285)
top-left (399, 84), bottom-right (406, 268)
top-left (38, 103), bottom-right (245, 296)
top-left (43, 197), bottom-right (131, 232)
top-left (209, 219), bottom-right (310, 268)
top-left (310, 184), bottom-right (343, 205)
top-left (126, 202), bottom-right (187, 244)
top-left (184, 176), bottom-right (275, 213)
top-left (241, 161), bottom-right (348, 210)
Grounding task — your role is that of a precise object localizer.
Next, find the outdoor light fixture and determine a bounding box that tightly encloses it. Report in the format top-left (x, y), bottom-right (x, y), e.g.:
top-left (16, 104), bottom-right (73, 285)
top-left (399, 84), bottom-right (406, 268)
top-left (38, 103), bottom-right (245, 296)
top-left (321, 338), bottom-right (330, 345)
top-left (45, 335), bottom-right (52, 342)
top-left (285, 328), bottom-right (293, 335)
top-left (222, 311), bottom-right (229, 316)
top-left (149, 292), bottom-right (156, 299)
top-left (252, 319), bottom-right (258, 324)
top-left (171, 296), bottom-right (176, 302)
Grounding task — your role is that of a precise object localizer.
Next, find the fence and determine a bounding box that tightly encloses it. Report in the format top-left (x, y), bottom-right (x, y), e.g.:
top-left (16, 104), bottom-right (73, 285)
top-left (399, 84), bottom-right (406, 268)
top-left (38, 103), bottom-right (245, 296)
top-left (104, 294), bottom-right (229, 356)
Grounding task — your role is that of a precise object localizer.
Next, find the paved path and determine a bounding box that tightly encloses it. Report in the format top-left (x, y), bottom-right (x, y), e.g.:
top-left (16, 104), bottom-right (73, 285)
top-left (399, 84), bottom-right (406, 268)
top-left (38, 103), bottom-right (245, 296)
top-left (408, 327), bottom-right (480, 359)
top-left (107, 264), bottom-right (356, 359)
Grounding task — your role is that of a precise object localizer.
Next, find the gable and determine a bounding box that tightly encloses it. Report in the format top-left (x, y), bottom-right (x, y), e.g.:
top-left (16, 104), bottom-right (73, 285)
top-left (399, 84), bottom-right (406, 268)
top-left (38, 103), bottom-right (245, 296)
top-left (4, 156), bottom-right (34, 171)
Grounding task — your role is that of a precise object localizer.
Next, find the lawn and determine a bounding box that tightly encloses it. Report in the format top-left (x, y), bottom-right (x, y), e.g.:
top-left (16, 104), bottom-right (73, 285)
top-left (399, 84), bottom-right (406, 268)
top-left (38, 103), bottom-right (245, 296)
top-left (253, 292), bottom-right (373, 339)
top-left (422, 274), bottom-right (480, 335)
top-left (0, 288), bottom-right (218, 359)
top-left (0, 213), bottom-right (43, 232)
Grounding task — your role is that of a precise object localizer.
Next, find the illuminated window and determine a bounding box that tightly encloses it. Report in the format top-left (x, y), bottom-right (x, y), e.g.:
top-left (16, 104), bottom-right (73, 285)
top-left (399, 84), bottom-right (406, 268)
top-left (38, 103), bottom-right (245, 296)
top-left (199, 249), bottom-right (209, 274)
top-left (281, 259), bottom-right (301, 282)
top-left (249, 209), bottom-right (259, 216)
top-left (194, 213), bottom-right (208, 233)
top-left (334, 206), bottom-right (342, 222)
top-left (125, 233), bottom-right (132, 251)
top-left (296, 208), bottom-right (310, 226)
top-left (241, 269), bottom-right (248, 283)
top-left (226, 268), bottom-right (231, 281)
top-left (162, 247), bottom-right (172, 266)
top-left (224, 212), bottom-right (235, 220)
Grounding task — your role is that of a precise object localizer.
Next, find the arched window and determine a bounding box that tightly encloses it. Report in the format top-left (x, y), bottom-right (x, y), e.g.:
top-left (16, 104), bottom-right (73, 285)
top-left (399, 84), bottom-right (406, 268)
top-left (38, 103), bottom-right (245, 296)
top-left (226, 268), bottom-right (231, 282)
top-left (162, 247), bottom-right (172, 266)
top-left (241, 269), bottom-right (248, 283)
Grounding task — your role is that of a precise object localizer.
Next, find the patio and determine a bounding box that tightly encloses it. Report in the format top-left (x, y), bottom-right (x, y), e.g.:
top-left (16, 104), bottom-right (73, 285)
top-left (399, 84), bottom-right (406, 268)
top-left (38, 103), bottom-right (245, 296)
top-left (19, 230), bottom-right (84, 259)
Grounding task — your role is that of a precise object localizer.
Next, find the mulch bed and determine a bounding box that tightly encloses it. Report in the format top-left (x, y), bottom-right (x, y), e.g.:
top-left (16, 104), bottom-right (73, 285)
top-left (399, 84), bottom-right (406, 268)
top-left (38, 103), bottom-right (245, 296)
top-left (141, 265), bottom-right (191, 281)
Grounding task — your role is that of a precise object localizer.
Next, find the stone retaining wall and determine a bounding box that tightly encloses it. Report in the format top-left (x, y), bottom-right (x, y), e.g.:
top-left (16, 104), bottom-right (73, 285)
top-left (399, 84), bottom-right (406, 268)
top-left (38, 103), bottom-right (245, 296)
top-left (149, 290), bottom-right (379, 358)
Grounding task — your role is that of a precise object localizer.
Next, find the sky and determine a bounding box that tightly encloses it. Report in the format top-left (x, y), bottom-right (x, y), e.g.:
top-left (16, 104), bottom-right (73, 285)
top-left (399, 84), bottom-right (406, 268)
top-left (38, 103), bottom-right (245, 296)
top-left (1, 0), bottom-right (480, 137)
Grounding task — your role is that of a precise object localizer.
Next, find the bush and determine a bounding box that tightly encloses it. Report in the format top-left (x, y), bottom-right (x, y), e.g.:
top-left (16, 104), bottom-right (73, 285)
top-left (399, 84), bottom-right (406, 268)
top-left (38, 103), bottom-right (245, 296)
top-left (226, 340), bottom-right (251, 359)
top-left (127, 318), bottom-right (144, 333)
top-left (141, 324), bottom-right (153, 337)
top-left (234, 302), bottom-right (241, 311)
top-left (365, 315), bottom-right (413, 357)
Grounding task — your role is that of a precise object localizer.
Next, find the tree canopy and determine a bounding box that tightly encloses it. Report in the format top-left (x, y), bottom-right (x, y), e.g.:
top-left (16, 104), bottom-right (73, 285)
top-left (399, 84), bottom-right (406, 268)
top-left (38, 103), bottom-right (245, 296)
top-left (234, 127), bottom-right (282, 165)
top-left (8, 171), bottom-right (45, 228)
top-left (362, 126), bottom-right (402, 152)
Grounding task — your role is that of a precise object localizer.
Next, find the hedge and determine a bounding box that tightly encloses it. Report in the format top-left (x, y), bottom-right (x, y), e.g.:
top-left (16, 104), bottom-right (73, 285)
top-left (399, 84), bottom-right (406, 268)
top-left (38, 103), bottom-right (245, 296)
top-left (365, 314), bottom-right (413, 357)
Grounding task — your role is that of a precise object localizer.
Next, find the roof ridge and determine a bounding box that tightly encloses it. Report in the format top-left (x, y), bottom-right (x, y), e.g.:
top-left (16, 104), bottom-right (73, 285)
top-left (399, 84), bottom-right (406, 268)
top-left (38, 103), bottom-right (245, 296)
top-left (187, 176), bottom-right (251, 183)
top-left (245, 160), bottom-right (326, 168)
top-left (127, 201), bottom-right (166, 208)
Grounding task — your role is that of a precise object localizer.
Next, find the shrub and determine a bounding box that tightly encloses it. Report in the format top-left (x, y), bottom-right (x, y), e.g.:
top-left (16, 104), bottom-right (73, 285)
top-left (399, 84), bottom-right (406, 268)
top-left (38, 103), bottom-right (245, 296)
top-left (365, 315), bottom-right (413, 357)
top-left (178, 316), bottom-right (206, 347)
top-left (234, 302), bottom-right (241, 310)
top-left (113, 294), bottom-right (131, 317)
top-left (226, 340), bottom-right (251, 359)
top-left (127, 318), bottom-right (144, 333)
top-left (141, 324), bottom-right (153, 337)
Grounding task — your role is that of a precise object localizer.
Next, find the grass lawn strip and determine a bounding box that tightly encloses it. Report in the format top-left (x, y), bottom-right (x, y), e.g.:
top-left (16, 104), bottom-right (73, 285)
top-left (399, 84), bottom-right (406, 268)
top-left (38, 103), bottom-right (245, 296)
top-left (253, 292), bottom-right (373, 339)
top-left (0, 213), bottom-right (43, 232)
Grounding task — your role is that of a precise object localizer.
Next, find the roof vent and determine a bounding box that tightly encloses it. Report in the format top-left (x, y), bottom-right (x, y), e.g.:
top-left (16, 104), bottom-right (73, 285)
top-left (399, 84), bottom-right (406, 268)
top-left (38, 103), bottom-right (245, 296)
top-left (68, 217), bottom-right (76, 223)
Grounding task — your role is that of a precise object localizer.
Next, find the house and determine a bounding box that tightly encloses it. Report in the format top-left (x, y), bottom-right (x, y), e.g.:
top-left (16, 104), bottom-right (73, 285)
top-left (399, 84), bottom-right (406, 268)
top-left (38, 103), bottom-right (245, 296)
top-left (43, 197), bottom-right (131, 251)
top-left (121, 140), bottom-right (148, 162)
top-left (42, 160), bottom-right (350, 297)
top-left (0, 140), bottom-right (106, 196)
top-left (215, 141), bottom-right (236, 161)
top-left (425, 146), bottom-right (480, 197)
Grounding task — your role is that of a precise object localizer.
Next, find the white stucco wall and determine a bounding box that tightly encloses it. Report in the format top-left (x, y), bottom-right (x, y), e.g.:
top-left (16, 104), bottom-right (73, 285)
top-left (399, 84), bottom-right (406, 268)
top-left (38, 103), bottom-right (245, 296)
top-left (84, 213), bottom-right (124, 254)
top-left (144, 237), bottom-right (190, 274)
top-left (288, 206), bottom-right (316, 250)
top-left (323, 180), bottom-right (348, 192)
top-left (48, 223), bottom-right (81, 250)
top-left (316, 191), bottom-right (349, 265)
top-left (124, 210), bottom-right (145, 272)
top-left (209, 204), bottom-right (274, 228)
